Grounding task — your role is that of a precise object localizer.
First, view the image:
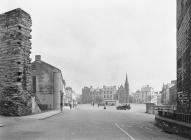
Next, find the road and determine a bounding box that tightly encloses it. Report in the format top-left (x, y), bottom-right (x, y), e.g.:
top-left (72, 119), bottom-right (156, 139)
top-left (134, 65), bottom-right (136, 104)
top-left (0, 104), bottom-right (188, 140)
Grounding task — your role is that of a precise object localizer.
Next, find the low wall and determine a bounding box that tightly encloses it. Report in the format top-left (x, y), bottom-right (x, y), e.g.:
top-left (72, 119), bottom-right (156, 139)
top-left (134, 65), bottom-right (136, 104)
top-left (155, 115), bottom-right (191, 138)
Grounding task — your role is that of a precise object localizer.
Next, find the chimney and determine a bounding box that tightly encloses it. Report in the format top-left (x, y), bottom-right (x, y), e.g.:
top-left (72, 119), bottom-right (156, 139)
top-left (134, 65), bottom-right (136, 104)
top-left (35, 55), bottom-right (41, 61)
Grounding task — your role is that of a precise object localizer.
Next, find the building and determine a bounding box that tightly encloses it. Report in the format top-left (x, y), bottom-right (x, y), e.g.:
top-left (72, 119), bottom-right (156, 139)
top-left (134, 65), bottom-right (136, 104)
top-left (102, 85), bottom-right (117, 105)
top-left (118, 74), bottom-right (129, 103)
top-left (169, 84), bottom-right (177, 105)
top-left (65, 87), bottom-right (77, 107)
top-left (117, 85), bottom-right (125, 103)
top-left (156, 91), bottom-right (162, 105)
top-left (141, 85), bottom-right (155, 104)
top-left (132, 90), bottom-right (142, 103)
top-left (161, 81), bottom-right (176, 105)
top-left (82, 87), bottom-right (92, 104)
top-left (65, 87), bottom-right (73, 105)
top-left (0, 9), bottom-right (32, 116)
top-left (93, 88), bottom-right (103, 104)
top-left (177, 0), bottom-right (191, 113)
top-left (31, 55), bottom-right (65, 110)
top-left (82, 85), bottom-right (117, 105)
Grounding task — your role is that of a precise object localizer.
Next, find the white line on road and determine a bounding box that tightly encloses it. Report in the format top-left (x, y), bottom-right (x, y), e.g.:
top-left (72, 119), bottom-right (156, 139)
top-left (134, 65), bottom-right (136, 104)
top-left (114, 123), bottom-right (136, 140)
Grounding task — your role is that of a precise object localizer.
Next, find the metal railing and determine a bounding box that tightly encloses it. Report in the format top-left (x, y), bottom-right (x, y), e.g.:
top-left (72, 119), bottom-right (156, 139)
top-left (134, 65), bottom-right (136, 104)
top-left (157, 109), bottom-right (191, 124)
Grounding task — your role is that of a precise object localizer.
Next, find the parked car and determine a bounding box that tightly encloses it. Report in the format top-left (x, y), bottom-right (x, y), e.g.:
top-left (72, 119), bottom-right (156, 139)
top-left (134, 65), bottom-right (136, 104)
top-left (116, 104), bottom-right (131, 110)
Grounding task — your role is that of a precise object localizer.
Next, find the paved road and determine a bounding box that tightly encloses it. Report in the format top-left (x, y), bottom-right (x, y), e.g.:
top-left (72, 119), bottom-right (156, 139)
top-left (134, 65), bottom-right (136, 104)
top-left (0, 104), bottom-right (188, 140)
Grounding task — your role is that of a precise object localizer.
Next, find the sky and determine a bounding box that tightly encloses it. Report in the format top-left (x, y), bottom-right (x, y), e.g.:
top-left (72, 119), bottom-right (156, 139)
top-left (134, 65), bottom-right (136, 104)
top-left (0, 0), bottom-right (176, 94)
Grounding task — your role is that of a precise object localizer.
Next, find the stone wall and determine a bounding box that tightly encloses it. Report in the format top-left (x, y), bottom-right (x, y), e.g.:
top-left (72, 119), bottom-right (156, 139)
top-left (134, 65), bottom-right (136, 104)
top-left (177, 0), bottom-right (191, 113)
top-left (0, 8), bottom-right (32, 116)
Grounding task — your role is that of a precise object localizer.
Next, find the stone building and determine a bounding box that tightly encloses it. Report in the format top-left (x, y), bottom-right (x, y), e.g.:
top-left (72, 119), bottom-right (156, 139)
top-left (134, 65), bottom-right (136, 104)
top-left (102, 85), bottom-right (117, 105)
top-left (157, 92), bottom-right (162, 105)
top-left (177, 0), bottom-right (191, 113)
top-left (65, 87), bottom-right (77, 107)
top-left (31, 55), bottom-right (65, 110)
top-left (93, 88), bottom-right (103, 104)
top-left (117, 85), bottom-right (125, 103)
top-left (82, 86), bottom-right (92, 104)
top-left (161, 81), bottom-right (176, 105)
top-left (132, 90), bottom-right (142, 103)
top-left (161, 84), bottom-right (172, 105)
top-left (141, 85), bottom-right (155, 104)
top-left (0, 9), bottom-right (32, 116)
top-left (169, 84), bottom-right (177, 105)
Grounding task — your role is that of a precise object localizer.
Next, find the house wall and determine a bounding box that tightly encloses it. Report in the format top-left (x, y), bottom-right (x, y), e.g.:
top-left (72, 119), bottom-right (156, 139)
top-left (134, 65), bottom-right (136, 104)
top-left (32, 57), bottom-right (64, 110)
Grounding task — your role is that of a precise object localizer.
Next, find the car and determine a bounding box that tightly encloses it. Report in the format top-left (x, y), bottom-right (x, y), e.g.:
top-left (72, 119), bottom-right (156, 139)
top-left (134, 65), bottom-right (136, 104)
top-left (116, 104), bottom-right (131, 110)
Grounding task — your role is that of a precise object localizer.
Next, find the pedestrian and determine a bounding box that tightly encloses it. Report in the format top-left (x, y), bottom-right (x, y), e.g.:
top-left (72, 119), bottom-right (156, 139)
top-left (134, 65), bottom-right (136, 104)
top-left (98, 103), bottom-right (99, 108)
top-left (60, 102), bottom-right (63, 111)
top-left (69, 103), bottom-right (72, 110)
top-left (104, 104), bottom-right (106, 109)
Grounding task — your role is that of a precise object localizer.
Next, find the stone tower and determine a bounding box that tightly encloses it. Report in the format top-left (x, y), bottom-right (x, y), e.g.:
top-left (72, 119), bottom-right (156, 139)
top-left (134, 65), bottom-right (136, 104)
top-left (0, 8), bottom-right (32, 116)
top-left (124, 73), bottom-right (129, 103)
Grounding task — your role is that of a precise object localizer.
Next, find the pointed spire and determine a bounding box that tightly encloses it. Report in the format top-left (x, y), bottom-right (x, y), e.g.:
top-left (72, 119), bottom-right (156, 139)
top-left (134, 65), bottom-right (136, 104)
top-left (124, 73), bottom-right (129, 103)
top-left (125, 73), bottom-right (128, 83)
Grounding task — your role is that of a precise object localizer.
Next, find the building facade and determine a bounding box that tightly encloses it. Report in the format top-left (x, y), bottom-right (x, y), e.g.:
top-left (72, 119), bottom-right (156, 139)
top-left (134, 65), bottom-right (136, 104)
top-left (132, 90), bottom-right (142, 103)
top-left (31, 55), bottom-right (65, 110)
top-left (141, 85), bottom-right (155, 104)
top-left (65, 87), bottom-right (77, 107)
top-left (169, 84), bottom-right (177, 105)
top-left (161, 81), bottom-right (176, 105)
top-left (82, 87), bottom-right (92, 104)
top-left (102, 85), bottom-right (117, 105)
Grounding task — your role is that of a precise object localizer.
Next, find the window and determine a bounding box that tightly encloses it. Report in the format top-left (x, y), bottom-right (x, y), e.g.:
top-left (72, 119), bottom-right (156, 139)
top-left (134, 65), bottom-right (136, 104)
top-left (32, 76), bottom-right (36, 93)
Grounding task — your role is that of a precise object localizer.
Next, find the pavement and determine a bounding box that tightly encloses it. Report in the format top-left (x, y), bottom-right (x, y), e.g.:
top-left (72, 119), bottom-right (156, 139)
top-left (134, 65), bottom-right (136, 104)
top-left (21, 110), bottom-right (61, 120)
top-left (0, 104), bottom-right (188, 140)
top-left (0, 109), bottom-right (62, 127)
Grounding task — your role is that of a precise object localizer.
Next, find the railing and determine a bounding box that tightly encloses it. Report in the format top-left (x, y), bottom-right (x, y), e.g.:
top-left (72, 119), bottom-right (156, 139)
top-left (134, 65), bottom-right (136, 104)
top-left (157, 109), bottom-right (191, 124)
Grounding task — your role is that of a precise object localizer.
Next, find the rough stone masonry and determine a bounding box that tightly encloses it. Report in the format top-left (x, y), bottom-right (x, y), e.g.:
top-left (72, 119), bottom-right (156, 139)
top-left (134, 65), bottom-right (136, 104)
top-left (176, 0), bottom-right (191, 114)
top-left (0, 8), bottom-right (32, 116)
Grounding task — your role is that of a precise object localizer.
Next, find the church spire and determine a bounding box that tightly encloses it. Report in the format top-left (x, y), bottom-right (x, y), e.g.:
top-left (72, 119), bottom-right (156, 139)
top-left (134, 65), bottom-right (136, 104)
top-left (125, 73), bottom-right (129, 87)
top-left (124, 73), bottom-right (129, 103)
top-left (125, 73), bottom-right (128, 83)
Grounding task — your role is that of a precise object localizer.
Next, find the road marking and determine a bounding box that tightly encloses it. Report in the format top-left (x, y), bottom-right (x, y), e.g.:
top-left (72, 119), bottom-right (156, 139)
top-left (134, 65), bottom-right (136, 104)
top-left (114, 123), bottom-right (135, 140)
